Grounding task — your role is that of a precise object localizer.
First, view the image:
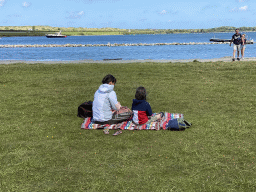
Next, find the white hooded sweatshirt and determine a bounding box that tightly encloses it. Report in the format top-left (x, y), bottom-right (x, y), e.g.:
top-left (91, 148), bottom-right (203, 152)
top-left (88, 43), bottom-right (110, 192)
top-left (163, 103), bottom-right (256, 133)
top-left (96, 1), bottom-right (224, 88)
top-left (92, 84), bottom-right (119, 122)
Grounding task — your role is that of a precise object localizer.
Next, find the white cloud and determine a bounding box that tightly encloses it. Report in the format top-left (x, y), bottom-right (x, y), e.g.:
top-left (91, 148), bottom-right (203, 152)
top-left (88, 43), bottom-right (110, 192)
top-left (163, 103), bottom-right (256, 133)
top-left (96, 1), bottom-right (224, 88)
top-left (0, 0), bottom-right (6, 7)
top-left (78, 11), bottom-right (84, 15)
top-left (22, 2), bottom-right (32, 7)
top-left (158, 9), bottom-right (178, 15)
top-left (160, 10), bottom-right (167, 15)
top-left (230, 5), bottom-right (249, 12)
top-left (239, 5), bottom-right (248, 11)
top-left (67, 11), bottom-right (85, 19)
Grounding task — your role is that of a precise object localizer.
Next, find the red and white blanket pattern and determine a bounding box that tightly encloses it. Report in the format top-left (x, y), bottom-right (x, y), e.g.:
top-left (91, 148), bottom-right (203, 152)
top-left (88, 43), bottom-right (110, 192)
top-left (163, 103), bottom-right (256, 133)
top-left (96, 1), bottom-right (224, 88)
top-left (81, 112), bottom-right (183, 131)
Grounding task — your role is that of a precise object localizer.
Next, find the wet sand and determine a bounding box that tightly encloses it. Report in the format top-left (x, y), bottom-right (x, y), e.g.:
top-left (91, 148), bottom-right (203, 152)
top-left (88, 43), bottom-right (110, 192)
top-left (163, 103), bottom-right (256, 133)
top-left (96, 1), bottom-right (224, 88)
top-left (1, 57), bottom-right (256, 64)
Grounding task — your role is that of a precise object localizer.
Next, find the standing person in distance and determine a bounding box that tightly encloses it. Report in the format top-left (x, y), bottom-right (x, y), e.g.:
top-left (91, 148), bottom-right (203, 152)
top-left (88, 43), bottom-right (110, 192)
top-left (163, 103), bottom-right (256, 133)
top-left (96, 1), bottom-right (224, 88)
top-left (240, 34), bottom-right (246, 60)
top-left (230, 29), bottom-right (242, 61)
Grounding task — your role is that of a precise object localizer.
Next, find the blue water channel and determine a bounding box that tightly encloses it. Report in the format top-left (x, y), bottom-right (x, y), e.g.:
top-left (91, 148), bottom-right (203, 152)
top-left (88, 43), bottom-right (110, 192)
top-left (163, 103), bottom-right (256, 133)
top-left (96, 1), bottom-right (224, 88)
top-left (0, 32), bottom-right (255, 61)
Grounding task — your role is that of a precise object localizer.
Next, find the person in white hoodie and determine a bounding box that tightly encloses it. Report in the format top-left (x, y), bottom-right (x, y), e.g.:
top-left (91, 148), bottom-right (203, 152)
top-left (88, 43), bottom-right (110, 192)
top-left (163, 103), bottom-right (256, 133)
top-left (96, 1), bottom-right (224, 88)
top-left (92, 74), bottom-right (122, 124)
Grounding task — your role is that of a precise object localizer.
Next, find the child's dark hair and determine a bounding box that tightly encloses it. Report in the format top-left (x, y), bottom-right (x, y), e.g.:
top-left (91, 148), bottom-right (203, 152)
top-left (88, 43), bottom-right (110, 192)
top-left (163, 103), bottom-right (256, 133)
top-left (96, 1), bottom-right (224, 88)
top-left (102, 74), bottom-right (117, 84)
top-left (135, 87), bottom-right (147, 100)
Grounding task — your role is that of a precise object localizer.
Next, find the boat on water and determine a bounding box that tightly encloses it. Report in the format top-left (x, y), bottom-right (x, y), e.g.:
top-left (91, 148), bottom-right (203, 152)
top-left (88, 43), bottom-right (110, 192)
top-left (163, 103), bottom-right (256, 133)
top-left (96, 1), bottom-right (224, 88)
top-left (210, 38), bottom-right (232, 42)
top-left (210, 38), bottom-right (254, 44)
top-left (46, 31), bottom-right (67, 38)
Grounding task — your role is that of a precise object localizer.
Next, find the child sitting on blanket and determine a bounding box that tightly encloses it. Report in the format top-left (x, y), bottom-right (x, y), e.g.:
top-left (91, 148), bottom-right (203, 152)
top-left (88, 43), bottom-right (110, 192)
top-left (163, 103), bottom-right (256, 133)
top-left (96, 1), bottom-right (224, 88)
top-left (132, 87), bottom-right (164, 125)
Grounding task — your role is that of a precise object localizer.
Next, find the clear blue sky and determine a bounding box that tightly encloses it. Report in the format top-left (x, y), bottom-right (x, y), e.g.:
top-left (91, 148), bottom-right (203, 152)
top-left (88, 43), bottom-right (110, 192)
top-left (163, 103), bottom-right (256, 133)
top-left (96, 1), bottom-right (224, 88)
top-left (0, 0), bottom-right (255, 29)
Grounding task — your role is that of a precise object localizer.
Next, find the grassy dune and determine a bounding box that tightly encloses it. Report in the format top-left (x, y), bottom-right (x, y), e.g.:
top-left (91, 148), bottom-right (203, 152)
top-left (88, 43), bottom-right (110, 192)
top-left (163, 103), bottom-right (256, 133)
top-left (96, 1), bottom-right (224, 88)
top-left (2, 25), bottom-right (255, 36)
top-left (0, 61), bottom-right (256, 191)
top-left (0, 26), bottom-right (151, 36)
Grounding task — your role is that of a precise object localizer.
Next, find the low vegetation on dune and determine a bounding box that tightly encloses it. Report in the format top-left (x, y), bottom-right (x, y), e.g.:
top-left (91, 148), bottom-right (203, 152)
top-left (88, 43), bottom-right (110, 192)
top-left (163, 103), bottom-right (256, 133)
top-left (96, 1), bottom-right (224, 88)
top-left (1, 25), bottom-right (256, 36)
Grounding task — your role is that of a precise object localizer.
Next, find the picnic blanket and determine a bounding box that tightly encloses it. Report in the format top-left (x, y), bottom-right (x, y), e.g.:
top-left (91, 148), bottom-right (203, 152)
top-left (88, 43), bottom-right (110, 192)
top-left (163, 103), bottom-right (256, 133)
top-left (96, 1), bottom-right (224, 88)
top-left (81, 112), bottom-right (184, 131)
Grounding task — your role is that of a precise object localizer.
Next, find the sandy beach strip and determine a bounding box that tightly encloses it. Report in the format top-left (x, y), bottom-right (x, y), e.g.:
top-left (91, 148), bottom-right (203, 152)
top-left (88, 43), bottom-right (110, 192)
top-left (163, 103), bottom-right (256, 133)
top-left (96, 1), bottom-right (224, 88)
top-left (1, 57), bottom-right (256, 64)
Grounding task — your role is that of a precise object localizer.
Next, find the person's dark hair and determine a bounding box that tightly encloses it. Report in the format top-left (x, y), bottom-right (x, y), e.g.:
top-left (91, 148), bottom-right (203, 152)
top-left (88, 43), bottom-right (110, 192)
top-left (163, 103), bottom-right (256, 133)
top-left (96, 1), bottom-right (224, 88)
top-left (135, 87), bottom-right (147, 100)
top-left (102, 74), bottom-right (116, 84)
top-left (235, 28), bottom-right (239, 31)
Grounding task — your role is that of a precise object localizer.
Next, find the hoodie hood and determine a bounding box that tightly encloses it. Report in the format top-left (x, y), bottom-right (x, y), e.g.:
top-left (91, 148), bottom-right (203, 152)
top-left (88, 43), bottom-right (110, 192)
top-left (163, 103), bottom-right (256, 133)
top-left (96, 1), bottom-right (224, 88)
top-left (132, 99), bottom-right (145, 105)
top-left (98, 84), bottom-right (114, 93)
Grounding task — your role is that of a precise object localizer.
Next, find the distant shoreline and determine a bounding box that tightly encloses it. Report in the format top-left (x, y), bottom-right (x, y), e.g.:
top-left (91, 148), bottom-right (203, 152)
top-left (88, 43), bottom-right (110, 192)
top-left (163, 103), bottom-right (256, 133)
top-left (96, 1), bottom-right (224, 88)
top-left (1, 57), bottom-right (256, 64)
top-left (1, 26), bottom-right (256, 37)
top-left (1, 31), bottom-right (256, 37)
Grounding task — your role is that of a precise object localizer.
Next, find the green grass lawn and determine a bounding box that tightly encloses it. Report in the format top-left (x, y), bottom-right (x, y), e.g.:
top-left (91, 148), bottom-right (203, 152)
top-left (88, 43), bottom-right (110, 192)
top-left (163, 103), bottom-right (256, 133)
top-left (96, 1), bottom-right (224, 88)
top-left (0, 61), bottom-right (255, 191)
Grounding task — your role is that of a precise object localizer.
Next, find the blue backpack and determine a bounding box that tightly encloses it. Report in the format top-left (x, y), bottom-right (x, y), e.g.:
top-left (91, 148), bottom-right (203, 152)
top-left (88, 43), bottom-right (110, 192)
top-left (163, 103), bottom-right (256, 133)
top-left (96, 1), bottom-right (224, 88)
top-left (166, 118), bottom-right (192, 131)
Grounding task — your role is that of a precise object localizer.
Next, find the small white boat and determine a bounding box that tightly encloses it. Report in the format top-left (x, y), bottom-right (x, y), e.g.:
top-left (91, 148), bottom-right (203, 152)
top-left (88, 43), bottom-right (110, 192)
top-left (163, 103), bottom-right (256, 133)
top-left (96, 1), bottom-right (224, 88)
top-left (46, 31), bottom-right (67, 38)
top-left (247, 39), bottom-right (254, 44)
top-left (210, 36), bottom-right (254, 44)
